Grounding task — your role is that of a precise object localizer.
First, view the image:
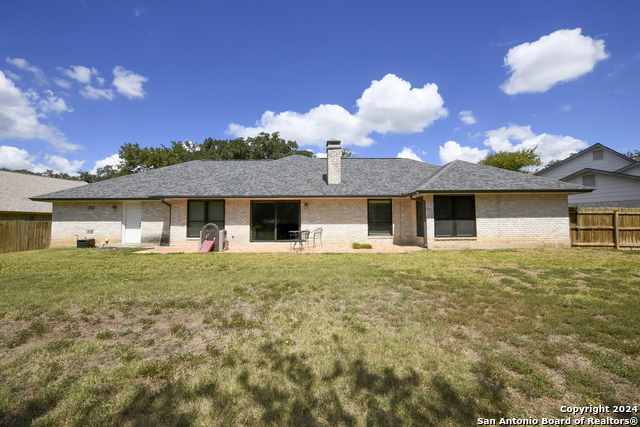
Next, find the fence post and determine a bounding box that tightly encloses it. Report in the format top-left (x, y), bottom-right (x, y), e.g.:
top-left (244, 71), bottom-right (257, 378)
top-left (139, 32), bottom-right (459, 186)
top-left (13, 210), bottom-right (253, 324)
top-left (575, 211), bottom-right (580, 246)
top-left (613, 211), bottom-right (619, 250)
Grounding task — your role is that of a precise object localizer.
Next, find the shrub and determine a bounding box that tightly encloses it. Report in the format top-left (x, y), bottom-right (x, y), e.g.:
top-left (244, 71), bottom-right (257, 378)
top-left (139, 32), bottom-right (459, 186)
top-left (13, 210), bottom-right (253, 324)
top-left (351, 242), bottom-right (372, 249)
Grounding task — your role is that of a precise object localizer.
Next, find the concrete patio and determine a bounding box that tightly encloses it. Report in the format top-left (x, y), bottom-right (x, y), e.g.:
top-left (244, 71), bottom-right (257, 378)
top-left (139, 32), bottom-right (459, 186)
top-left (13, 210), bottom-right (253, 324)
top-left (134, 243), bottom-right (425, 254)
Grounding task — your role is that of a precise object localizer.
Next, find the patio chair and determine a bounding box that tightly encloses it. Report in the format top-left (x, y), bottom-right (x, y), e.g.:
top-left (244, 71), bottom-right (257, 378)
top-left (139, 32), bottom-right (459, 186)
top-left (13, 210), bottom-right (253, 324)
top-left (290, 229), bottom-right (310, 252)
top-left (312, 228), bottom-right (323, 248)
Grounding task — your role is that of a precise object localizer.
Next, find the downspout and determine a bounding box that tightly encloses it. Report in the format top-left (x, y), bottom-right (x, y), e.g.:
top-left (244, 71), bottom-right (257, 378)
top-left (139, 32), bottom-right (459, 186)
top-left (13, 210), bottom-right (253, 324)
top-left (160, 198), bottom-right (171, 246)
top-left (409, 192), bottom-right (428, 249)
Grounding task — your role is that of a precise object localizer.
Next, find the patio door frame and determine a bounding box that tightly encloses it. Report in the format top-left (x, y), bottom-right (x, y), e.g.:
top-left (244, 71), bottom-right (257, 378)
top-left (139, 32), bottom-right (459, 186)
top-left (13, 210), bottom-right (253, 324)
top-left (250, 200), bottom-right (301, 242)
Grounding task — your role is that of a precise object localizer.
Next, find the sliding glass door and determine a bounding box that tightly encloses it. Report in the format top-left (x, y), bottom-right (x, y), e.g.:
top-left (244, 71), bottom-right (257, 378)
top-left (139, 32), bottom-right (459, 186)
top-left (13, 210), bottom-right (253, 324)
top-left (251, 201), bottom-right (300, 241)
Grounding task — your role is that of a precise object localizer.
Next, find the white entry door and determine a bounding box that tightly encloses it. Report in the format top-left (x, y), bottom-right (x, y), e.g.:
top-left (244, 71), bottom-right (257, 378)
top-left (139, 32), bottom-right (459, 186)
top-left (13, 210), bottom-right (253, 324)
top-left (124, 203), bottom-right (142, 244)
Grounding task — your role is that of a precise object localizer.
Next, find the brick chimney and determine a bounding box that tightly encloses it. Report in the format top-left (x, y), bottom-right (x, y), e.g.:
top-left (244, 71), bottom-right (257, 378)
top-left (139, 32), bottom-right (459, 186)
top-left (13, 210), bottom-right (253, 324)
top-left (326, 139), bottom-right (341, 184)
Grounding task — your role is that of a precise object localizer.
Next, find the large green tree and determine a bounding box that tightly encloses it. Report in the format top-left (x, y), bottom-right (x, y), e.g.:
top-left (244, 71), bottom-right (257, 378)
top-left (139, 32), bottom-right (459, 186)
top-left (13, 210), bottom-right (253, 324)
top-left (76, 132), bottom-right (311, 182)
top-left (477, 147), bottom-right (542, 173)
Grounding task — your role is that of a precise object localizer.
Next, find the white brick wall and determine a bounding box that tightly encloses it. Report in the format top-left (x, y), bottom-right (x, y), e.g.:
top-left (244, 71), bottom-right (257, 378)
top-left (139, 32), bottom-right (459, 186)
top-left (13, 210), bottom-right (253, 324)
top-left (167, 198), bottom-right (415, 246)
top-left (51, 200), bottom-right (170, 247)
top-left (141, 201), bottom-right (170, 245)
top-left (51, 193), bottom-right (571, 249)
top-left (424, 193), bottom-right (570, 249)
top-left (51, 202), bottom-right (123, 247)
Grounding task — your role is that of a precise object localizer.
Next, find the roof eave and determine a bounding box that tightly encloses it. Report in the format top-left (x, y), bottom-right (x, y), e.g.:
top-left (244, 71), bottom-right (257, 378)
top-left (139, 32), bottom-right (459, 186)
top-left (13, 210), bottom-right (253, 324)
top-left (411, 188), bottom-right (593, 194)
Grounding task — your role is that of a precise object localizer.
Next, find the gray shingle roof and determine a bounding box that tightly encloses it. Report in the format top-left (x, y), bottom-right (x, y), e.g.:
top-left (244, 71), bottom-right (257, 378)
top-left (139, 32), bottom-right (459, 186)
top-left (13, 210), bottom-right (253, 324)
top-left (31, 156), bottom-right (591, 201)
top-left (416, 160), bottom-right (594, 193)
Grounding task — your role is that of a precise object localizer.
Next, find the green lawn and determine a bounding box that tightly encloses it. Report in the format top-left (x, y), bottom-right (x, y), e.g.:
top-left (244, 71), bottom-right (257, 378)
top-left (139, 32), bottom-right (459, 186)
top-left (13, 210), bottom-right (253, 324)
top-left (0, 247), bottom-right (639, 426)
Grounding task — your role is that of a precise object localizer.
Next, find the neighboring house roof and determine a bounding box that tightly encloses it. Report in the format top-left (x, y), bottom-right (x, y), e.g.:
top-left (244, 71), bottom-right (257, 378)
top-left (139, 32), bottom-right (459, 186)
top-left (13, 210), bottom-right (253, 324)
top-left (534, 143), bottom-right (639, 176)
top-left (615, 163), bottom-right (640, 175)
top-left (560, 168), bottom-right (640, 182)
top-left (31, 156), bottom-right (591, 201)
top-left (0, 170), bottom-right (87, 213)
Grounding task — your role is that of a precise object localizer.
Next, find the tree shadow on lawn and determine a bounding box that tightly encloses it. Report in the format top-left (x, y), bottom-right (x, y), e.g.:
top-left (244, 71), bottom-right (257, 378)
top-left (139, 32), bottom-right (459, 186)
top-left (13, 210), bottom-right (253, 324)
top-left (234, 339), bottom-right (510, 426)
top-left (2, 340), bottom-right (510, 426)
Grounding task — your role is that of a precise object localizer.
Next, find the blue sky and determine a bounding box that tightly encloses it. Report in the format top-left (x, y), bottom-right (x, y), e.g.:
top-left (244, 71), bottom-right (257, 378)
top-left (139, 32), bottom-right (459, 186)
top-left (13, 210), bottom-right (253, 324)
top-left (1, 0), bottom-right (638, 174)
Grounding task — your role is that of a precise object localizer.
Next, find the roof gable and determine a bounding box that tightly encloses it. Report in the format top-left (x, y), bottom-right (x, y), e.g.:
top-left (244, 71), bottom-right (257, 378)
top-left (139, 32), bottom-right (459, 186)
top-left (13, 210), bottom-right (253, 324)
top-left (560, 168), bottom-right (640, 182)
top-left (535, 143), bottom-right (638, 178)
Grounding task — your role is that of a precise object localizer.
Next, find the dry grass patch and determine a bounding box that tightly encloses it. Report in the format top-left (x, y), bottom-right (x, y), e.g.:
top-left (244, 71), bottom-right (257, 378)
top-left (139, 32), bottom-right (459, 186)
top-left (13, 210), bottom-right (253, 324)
top-left (0, 247), bottom-right (639, 425)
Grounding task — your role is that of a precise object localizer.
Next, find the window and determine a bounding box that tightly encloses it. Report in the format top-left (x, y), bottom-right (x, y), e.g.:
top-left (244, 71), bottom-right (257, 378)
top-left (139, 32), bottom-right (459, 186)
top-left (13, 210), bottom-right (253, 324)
top-left (434, 196), bottom-right (476, 237)
top-left (187, 201), bottom-right (224, 237)
top-left (416, 199), bottom-right (424, 237)
top-left (368, 200), bottom-right (392, 236)
top-left (593, 150), bottom-right (604, 160)
top-left (251, 201), bottom-right (300, 241)
top-left (582, 175), bottom-right (596, 187)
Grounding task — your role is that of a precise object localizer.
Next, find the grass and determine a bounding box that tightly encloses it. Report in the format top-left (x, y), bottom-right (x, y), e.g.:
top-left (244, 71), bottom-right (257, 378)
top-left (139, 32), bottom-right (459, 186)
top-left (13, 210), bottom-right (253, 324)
top-left (0, 247), bottom-right (639, 426)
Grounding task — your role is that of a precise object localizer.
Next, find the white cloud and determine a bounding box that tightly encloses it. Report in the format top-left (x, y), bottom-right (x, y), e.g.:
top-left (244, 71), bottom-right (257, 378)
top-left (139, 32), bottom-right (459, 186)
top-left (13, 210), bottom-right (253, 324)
top-left (5, 57), bottom-right (47, 84)
top-left (228, 74), bottom-right (448, 147)
top-left (458, 110), bottom-right (476, 125)
top-left (90, 153), bottom-right (122, 174)
top-left (439, 141), bottom-right (489, 164)
top-left (355, 74), bottom-right (448, 134)
top-left (44, 154), bottom-right (84, 174)
top-left (397, 147), bottom-right (422, 161)
top-left (0, 145), bottom-right (39, 170)
top-left (440, 124), bottom-right (588, 166)
top-left (59, 65), bottom-right (96, 84)
top-left (3, 70), bottom-right (21, 81)
top-left (0, 145), bottom-right (84, 173)
top-left (561, 104), bottom-right (572, 111)
top-left (134, 7), bottom-right (146, 17)
top-left (112, 66), bottom-right (148, 99)
top-left (483, 124), bottom-right (587, 164)
top-left (0, 71), bottom-right (78, 151)
top-left (38, 90), bottom-right (73, 115)
top-left (80, 85), bottom-right (115, 100)
top-left (228, 105), bottom-right (374, 147)
top-left (500, 28), bottom-right (609, 95)
top-left (53, 77), bottom-right (72, 89)
top-left (315, 152), bottom-right (327, 158)
top-left (96, 76), bottom-right (105, 85)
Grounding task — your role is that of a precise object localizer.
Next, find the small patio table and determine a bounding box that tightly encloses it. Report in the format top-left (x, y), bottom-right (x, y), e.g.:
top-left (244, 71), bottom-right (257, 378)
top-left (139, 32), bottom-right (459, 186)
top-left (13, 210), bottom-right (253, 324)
top-left (289, 230), bottom-right (310, 251)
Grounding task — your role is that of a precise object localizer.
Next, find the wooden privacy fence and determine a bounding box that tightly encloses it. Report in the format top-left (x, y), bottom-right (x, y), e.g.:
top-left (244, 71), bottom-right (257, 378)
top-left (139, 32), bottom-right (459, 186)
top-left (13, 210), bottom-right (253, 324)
top-left (569, 207), bottom-right (640, 250)
top-left (0, 220), bottom-right (51, 254)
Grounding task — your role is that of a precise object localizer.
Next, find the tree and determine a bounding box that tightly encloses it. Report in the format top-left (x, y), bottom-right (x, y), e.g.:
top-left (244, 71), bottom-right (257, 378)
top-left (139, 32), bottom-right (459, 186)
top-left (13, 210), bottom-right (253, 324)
top-left (477, 147), bottom-right (542, 173)
top-left (1, 167), bottom-right (81, 181)
top-left (626, 150), bottom-right (640, 161)
top-left (77, 165), bottom-right (123, 183)
top-left (341, 147), bottom-right (355, 158)
top-left (76, 132), bottom-right (311, 182)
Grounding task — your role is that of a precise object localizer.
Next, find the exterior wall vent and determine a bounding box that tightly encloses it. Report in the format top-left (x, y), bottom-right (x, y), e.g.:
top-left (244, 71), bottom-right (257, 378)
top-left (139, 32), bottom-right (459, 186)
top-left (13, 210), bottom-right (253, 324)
top-left (582, 175), bottom-right (596, 187)
top-left (593, 150), bottom-right (604, 161)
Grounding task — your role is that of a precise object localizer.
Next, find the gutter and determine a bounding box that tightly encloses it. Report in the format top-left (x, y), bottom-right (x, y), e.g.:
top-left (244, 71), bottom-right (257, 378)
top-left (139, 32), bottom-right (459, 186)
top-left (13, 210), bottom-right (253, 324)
top-left (160, 198), bottom-right (172, 246)
top-left (409, 192), bottom-right (428, 249)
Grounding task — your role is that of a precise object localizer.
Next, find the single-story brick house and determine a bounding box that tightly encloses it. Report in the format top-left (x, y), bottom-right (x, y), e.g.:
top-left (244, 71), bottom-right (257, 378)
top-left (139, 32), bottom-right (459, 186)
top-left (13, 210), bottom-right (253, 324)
top-left (32, 140), bottom-right (592, 249)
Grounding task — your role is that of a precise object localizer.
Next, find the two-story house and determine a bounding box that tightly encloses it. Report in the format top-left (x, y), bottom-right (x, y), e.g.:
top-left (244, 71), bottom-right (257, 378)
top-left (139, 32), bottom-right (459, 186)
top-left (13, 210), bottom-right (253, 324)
top-left (535, 143), bottom-right (640, 208)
